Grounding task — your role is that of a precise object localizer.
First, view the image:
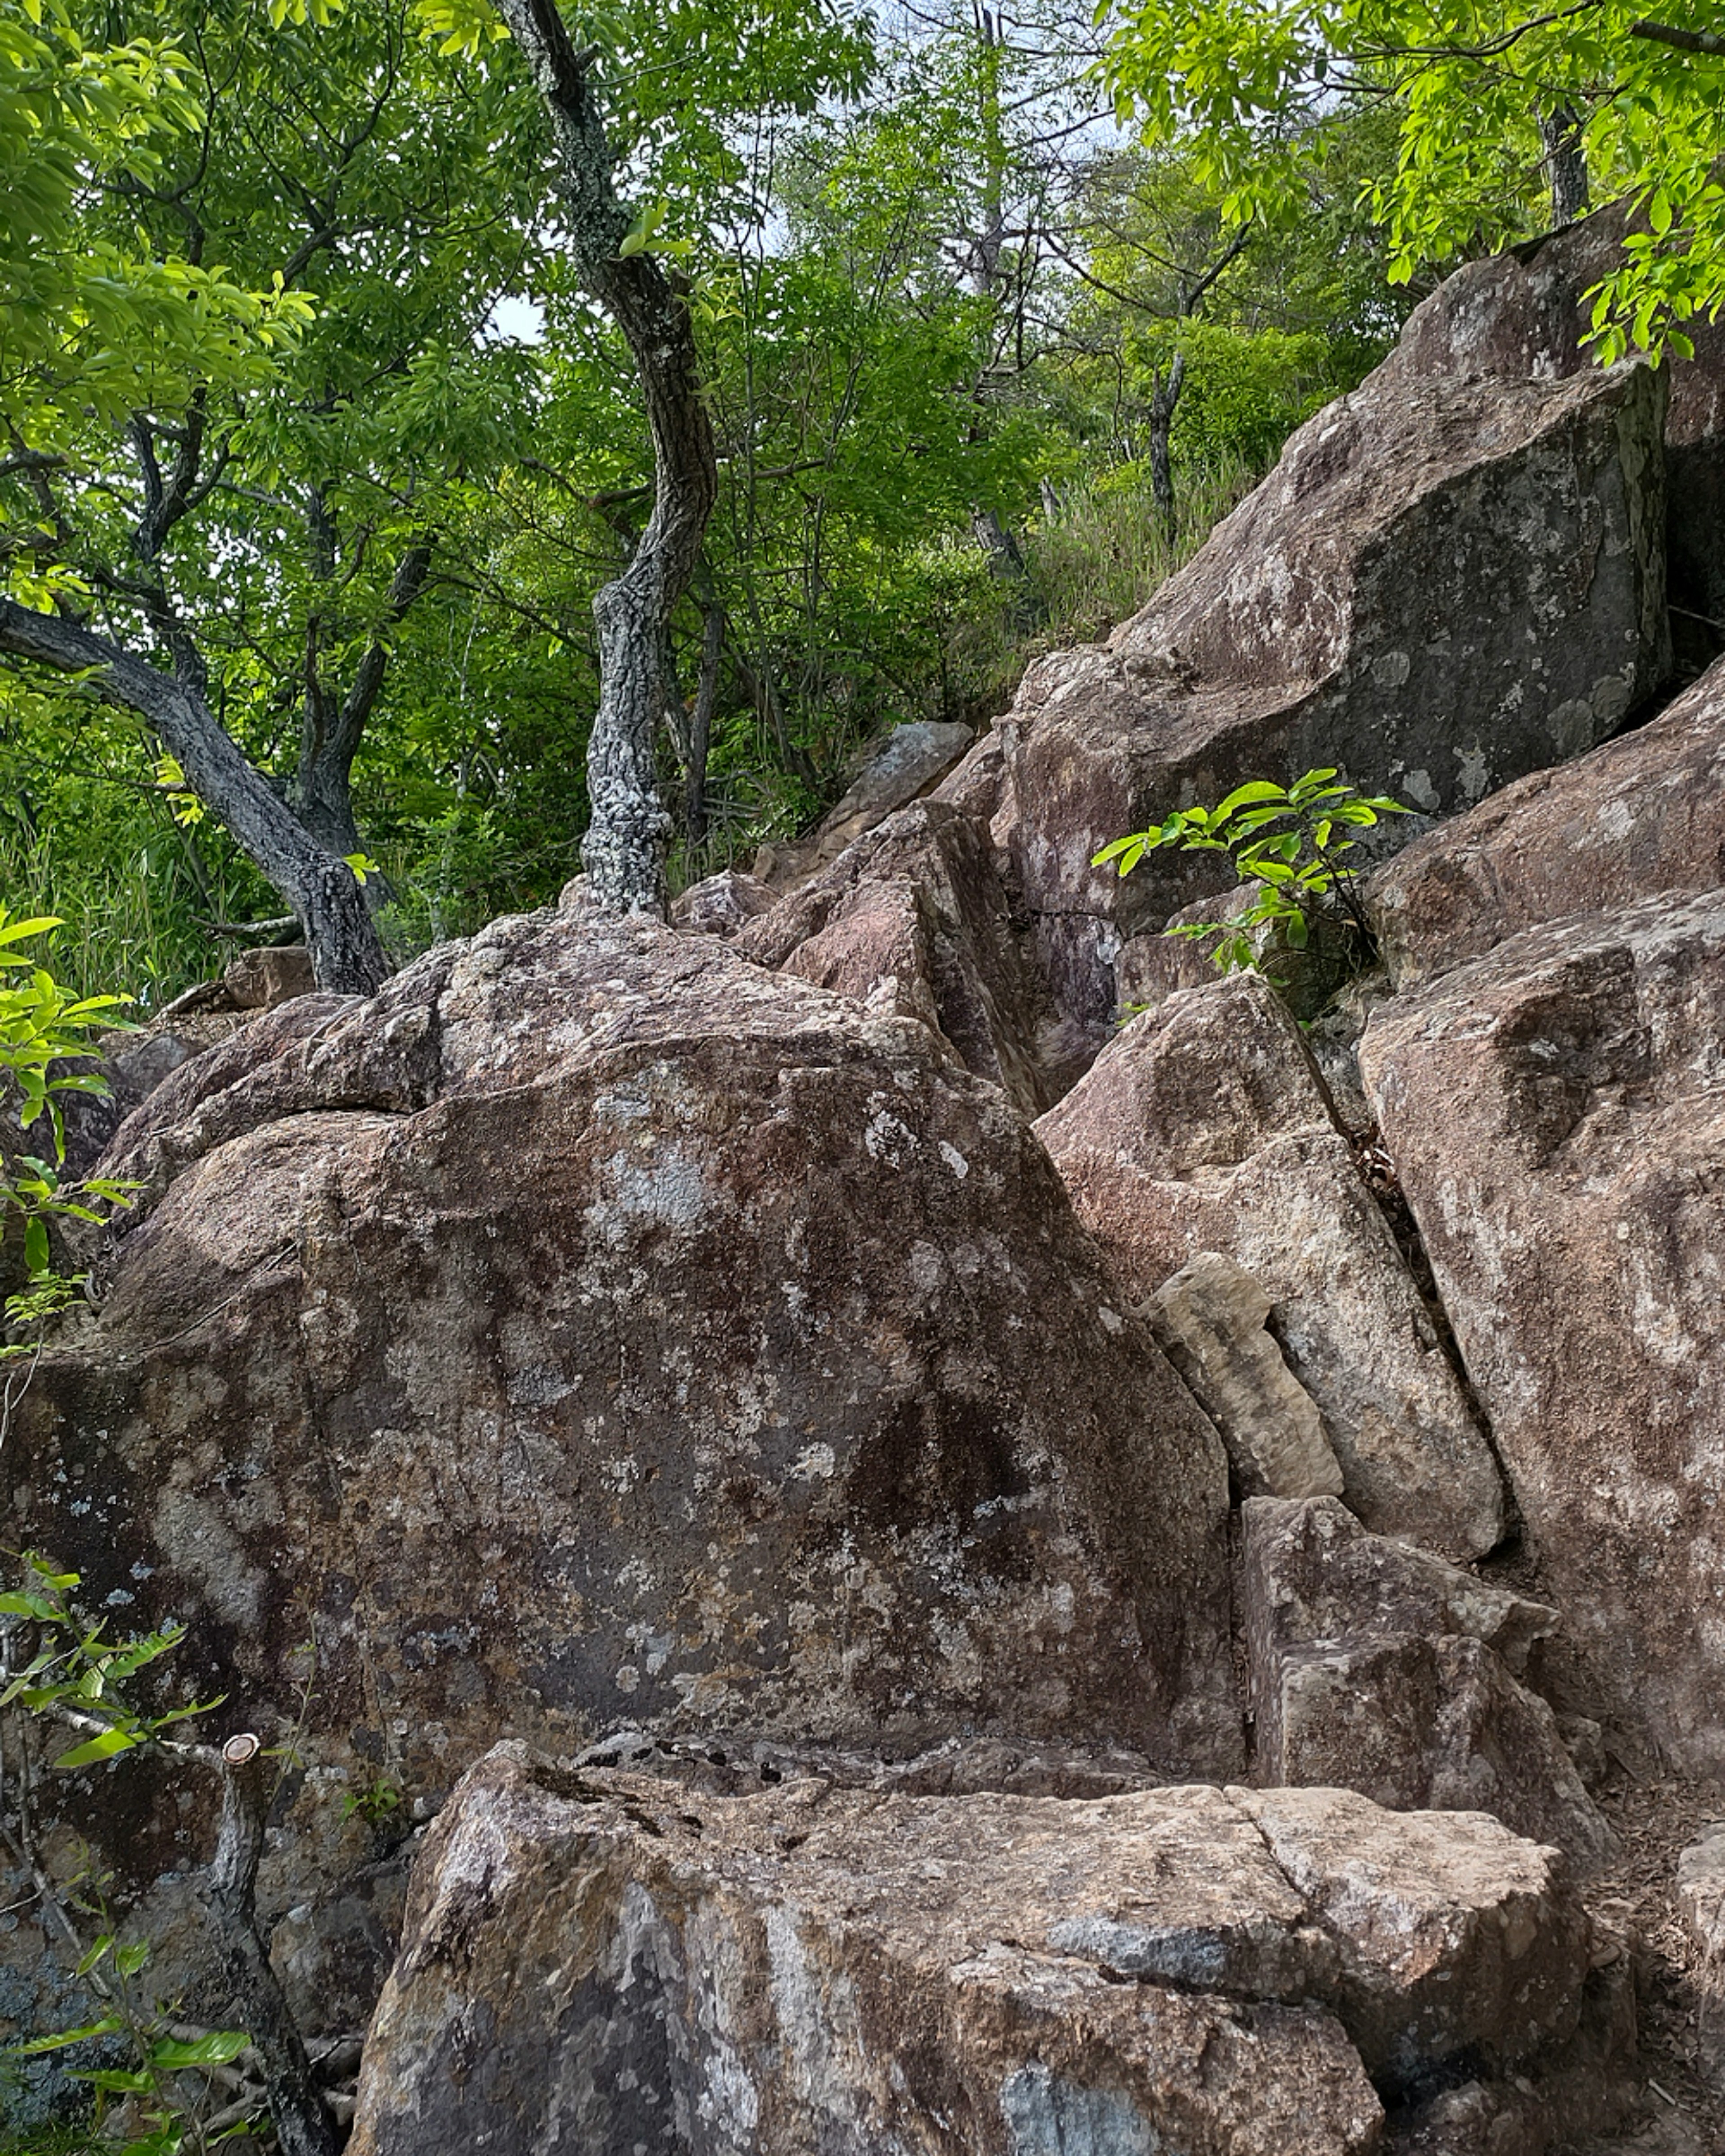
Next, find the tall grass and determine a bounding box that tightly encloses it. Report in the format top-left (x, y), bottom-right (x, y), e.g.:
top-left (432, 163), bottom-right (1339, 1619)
top-left (1023, 454), bottom-right (1258, 656)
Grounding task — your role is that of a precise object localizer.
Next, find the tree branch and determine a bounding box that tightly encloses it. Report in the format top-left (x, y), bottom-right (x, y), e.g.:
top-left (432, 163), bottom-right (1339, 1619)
top-left (1630, 16), bottom-right (1725, 52)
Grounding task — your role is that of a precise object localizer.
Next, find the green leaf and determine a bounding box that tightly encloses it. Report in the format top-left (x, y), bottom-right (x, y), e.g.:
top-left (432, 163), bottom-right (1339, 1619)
top-left (69, 2068), bottom-right (154, 2094)
top-left (75, 1932), bottom-right (114, 1976)
top-left (114, 1940), bottom-right (150, 1976)
top-left (1212, 778), bottom-right (1287, 819)
top-left (149, 2029), bottom-right (252, 2070)
top-left (23, 1217), bottom-right (51, 1278)
top-left (53, 1727), bottom-right (140, 1769)
top-left (9, 2015), bottom-right (123, 2055)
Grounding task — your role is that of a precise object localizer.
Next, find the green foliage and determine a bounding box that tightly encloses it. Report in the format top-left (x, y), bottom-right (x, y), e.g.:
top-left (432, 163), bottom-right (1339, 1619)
top-left (0, 912), bottom-right (135, 1368)
top-left (0, 1553), bottom-right (217, 1769)
top-left (1094, 767), bottom-right (1410, 975)
top-left (1102, 0), bottom-right (1725, 362)
top-left (0, 1561), bottom-right (248, 2154)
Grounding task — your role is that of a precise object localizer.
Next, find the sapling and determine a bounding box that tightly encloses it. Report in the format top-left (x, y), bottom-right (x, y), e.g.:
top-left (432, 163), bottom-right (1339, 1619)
top-left (1093, 767), bottom-right (1410, 976)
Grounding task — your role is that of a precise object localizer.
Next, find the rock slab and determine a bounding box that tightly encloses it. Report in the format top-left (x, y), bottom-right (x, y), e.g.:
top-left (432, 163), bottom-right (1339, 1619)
top-left (349, 1744), bottom-right (1605, 2156)
top-left (1362, 887), bottom-right (1725, 1775)
top-left (1370, 650), bottom-right (1725, 989)
top-left (1036, 970), bottom-right (1503, 1558)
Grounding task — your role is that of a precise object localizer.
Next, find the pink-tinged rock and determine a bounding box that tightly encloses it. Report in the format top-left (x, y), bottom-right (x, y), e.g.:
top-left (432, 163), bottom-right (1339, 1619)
top-left (1370, 653), bottom-right (1725, 989)
top-left (1387, 196), bottom-right (1725, 641)
top-left (1360, 888), bottom-right (1725, 1774)
top-left (994, 356), bottom-right (1667, 1034)
top-left (670, 868), bottom-right (776, 937)
top-left (1242, 1501), bottom-right (1612, 1866)
top-left (736, 800), bottom-right (1082, 1115)
top-left (753, 718), bottom-right (973, 887)
top-left (1036, 971), bottom-right (1503, 1559)
top-left (16, 897), bottom-right (1239, 1796)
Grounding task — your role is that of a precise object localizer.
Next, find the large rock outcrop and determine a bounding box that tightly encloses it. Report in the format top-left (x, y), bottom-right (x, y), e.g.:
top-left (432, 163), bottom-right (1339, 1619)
top-left (1361, 886), bottom-right (1725, 1775)
top-left (954, 350), bottom-right (1667, 1038)
top-left (1389, 196), bottom-right (1725, 641)
top-left (14, 897), bottom-right (1238, 1801)
top-left (1371, 649), bottom-right (1725, 988)
top-left (348, 1742), bottom-right (1620, 2156)
top-left (1036, 970), bottom-right (1504, 1559)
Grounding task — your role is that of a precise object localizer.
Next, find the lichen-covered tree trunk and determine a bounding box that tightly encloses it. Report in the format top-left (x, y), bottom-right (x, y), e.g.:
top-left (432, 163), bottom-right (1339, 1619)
top-left (0, 599), bottom-right (390, 993)
top-left (1539, 106), bottom-right (1590, 228)
top-left (495, 0), bottom-right (718, 918)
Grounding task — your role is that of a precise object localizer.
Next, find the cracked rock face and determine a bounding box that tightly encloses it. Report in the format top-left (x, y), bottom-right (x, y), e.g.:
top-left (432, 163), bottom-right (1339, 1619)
top-left (1243, 1498), bottom-right (1611, 1868)
top-left (348, 1744), bottom-right (1603, 2156)
top-left (1361, 887), bottom-right (1725, 1775)
top-left (1370, 649), bottom-right (1725, 990)
top-left (736, 800), bottom-right (1074, 1118)
top-left (942, 346), bottom-right (1668, 1039)
top-left (1036, 970), bottom-right (1504, 1559)
top-left (13, 897), bottom-right (1238, 1798)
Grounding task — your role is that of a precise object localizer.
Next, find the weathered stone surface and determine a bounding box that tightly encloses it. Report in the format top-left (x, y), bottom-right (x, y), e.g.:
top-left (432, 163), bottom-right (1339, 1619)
top-left (670, 868), bottom-right (776, 937)
top-left (1244, 1497), bottom-right (1557, 1679)
top-left (1150, 1252), bottom-right (1345, 1501)
top-left (754, 718), bottom-right (973, 887)
top-left (1231, 1785), bottom-right (1590, 2090)
top-left (1677, 1831), bottom-right (1725, 1981)
top-left (1036, 971), bottom-right (1504, 1558)
top-left (16, 897), bottom-right (1239, 1798)
top-left (1370, 653), bottom-right (1725, 989)
top-left (223, 941), bottom-right (316, 1008)
top-left (737, 800), bottom-right (1075, 1116)
top-left (1360, 887), bottom-right (1725, 1775)
top-left (1677, 1829), bottom-right (1725, 2086)
top-left (1244, 1501), bottom-right (1611, 1865)
top-left (349, 1745), bottom-right (1603, 2155)
top-left (984, 351), bottom-right (1667, 1034)
top-left (1389, 197), bottom-right (1725, 640)
top-left (54, 1007), bottom-right (254, 1176)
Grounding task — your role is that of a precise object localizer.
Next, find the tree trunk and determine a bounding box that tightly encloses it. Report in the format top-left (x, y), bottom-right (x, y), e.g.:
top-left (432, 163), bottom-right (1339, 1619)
top-left (686, 596), bottom-right (724, 853)
top-left (293, 541), bottom-right (432, 875)
top-left (1149, 350), bottom-right (1187, 541)
top-left (1539, 106), bottom-right (1590, 227)
top-left (0, 599), bottom-right (390, 993)
top-left (495, 0), bottom-right (719, 919)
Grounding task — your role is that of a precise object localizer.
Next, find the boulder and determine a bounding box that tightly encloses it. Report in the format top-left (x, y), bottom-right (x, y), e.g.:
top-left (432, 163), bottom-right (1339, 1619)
top-left (348, 1743), bottom-right (1606, 2156)
top-left (1388, 197), bottom-right (1725, 645)
top-left (13, 896), bottom-right (1240, 1808)
top-left (736, 800), bottom-right (1076, 1116)
top-left (222, 941), bottom-right (316, 1009)
top-left (1370, 652), bottom-right (1725, 989)
top-left (1148, 1253), bottom-right (1346, 1501)
top-left (1035, 971), bottom-right (1504, 1559)
top-left (1243, 1501), bottom-right (1611, 1866)
top-left (1243, 1496), bottom-right (1558, 1679)
top-left (970, 347), bottom-right (1667, 1036)
top-left (753, 718), bottom-right (973, 888)
top-left (1360, 887), bottom-right (1725, 1775)
top-left (670, 868), bottom-right (776, 938)
top-left (1677, 1829), bottom-right (1725, 2085)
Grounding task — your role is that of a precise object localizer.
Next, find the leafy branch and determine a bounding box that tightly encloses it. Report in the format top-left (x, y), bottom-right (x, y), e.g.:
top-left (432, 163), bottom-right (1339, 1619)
top-left (1093, 766), bottom-right (1410, 976)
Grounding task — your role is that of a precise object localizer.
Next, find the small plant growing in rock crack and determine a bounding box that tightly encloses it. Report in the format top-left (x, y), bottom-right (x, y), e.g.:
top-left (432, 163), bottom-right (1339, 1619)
top-left (0, 1556), bottom-right (341, 2156)
top-left (1092, 769), bottom-right (1411, 977)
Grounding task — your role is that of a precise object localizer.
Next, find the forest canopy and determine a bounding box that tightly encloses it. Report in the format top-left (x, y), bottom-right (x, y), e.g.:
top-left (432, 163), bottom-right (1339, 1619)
top-left (0, 0), bottom-right (1716, 995)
